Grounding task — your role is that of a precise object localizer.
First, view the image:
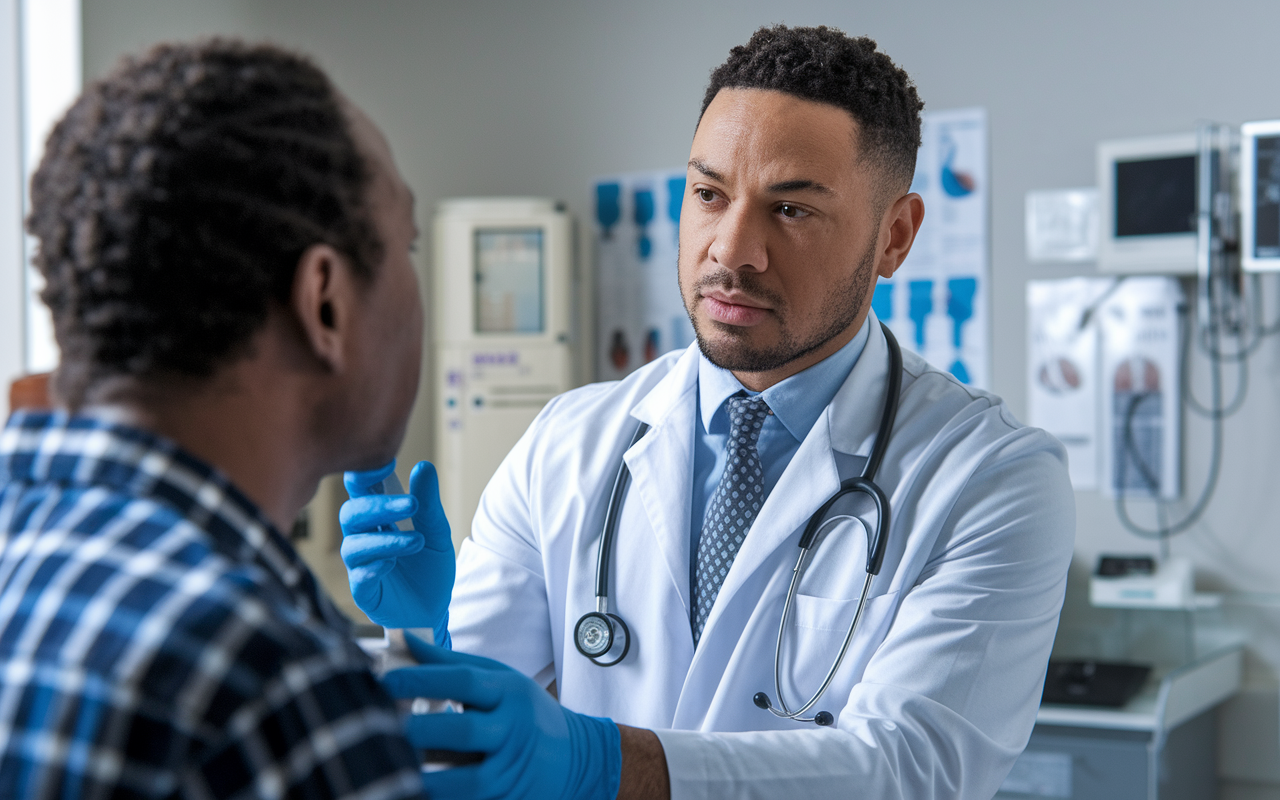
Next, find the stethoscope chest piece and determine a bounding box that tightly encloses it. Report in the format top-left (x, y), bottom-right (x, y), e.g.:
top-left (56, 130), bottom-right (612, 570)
top-left (575, 611), bottom-right (631, 666)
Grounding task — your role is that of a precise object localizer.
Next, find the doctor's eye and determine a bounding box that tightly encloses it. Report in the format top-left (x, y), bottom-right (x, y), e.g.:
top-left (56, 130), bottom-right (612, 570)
top-left (696, 188), bottom-right (717, 203)
top-left (778, 204), bottom-right (809, 219)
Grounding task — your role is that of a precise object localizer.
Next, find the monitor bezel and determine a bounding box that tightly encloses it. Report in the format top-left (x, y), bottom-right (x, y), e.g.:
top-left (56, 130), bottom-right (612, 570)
top-left (1097, 133), bottom-right (1199, 275)
top-left (1241, 119), bottom-right (1280, 272)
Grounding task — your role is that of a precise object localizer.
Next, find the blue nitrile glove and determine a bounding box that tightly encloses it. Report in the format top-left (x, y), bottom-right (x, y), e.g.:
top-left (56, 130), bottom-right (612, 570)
top-left (340, 460), bottom-right (454, 638)
top-left (382, 635), bottom-right (622, 800)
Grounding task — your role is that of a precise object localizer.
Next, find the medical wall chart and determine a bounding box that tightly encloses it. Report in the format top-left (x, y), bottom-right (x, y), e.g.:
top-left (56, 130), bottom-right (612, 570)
top-left (1026, 276), bottom-right (1183, 497)
top-left (594, 171), bottom-right (694, 381)
top-left (1027, 277), bottom-right (1114, 490)
top-left (1096, 277), bottom-right (1182, 499)
top-left (876, 108), bottom-right (989, 388)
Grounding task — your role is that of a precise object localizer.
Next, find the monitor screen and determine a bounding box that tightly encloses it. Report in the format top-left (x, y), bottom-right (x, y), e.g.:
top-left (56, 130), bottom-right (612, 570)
top-left (1253, 134), bottom-right (1280, 259)
top-left (1114, 155), bottom-right (1196, 238)
top-left (474, 228), bottom-right (544, 334)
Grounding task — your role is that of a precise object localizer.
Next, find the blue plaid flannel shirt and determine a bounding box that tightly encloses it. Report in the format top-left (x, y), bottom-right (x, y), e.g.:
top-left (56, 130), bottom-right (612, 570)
top-left (0, 411), bottom-right (425, 799)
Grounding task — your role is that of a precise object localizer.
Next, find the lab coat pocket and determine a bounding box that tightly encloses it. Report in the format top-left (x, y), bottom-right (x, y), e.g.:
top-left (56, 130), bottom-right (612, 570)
top-left (782, 591), bottom-right (902, 703)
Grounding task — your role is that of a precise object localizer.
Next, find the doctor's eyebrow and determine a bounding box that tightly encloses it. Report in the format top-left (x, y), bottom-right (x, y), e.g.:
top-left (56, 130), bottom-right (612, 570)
top-left (687, 159), bottom-right (834, 197)
top-left (766, 178), bottom-right (833, 195)
top-left (688, 159), bottom-right (725, 182)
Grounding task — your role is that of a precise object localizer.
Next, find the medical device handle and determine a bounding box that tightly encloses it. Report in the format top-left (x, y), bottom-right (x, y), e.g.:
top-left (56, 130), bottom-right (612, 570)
top-left (595, 422), bottom-right (650, 600)
top-left (863, 322), bottom-right (904, 483)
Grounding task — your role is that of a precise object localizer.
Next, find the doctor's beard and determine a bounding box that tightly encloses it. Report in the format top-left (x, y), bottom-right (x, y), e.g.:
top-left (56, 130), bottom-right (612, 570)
top-left (681, 235), bottom-right (877, 374)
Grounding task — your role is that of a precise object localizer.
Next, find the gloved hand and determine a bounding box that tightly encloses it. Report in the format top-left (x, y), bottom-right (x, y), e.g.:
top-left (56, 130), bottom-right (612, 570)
top-left (382, 635), bottom-right (622, 800)
top-left (340, 460), bottom-right (455, 636)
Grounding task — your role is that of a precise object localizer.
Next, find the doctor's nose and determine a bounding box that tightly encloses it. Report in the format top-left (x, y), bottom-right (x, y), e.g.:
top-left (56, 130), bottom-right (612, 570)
top-left (708, 204), bottom-right (768, 274)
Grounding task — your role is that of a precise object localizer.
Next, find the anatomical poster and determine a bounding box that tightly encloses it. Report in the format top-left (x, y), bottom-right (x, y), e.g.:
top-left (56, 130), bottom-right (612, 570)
top-left (1096, 277), bottom-right (1182, 499)
top-left (1027, 277), bottom-right (1114, 490)
top-left (593, 171), bottom-right (693, 381)
top-left (1027, 276), bottom-right (1182, 497)
top-left (875, 107), bottom-right (989, 388)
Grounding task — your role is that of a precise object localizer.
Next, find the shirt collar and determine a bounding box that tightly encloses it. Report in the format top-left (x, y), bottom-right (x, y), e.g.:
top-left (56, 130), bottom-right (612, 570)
top-left (698, 317), bottom-right (871, 441)
top-left (0, 409), bottom-right (307, 591)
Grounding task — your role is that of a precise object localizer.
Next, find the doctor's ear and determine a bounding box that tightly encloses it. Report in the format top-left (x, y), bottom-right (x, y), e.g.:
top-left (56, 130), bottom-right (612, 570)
top-left (291, 242), bottom-right (360, 372)
top-left (875, 192), bottom-right (925, 280)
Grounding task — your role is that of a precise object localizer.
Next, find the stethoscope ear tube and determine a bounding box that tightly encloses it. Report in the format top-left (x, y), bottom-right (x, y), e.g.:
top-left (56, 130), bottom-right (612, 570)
top-left (797, 477), bottom-right (890, 574)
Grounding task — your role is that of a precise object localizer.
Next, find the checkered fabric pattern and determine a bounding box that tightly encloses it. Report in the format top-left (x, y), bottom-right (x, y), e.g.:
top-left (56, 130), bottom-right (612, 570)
top-left (0, 411), bottom-right (424, 799)
top-left (693, 394), bottom-right (770, 644)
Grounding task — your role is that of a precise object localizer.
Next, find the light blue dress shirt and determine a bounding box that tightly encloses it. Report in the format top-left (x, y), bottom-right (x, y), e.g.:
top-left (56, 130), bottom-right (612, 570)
top-left (690, 319), bottom-right (871, 590)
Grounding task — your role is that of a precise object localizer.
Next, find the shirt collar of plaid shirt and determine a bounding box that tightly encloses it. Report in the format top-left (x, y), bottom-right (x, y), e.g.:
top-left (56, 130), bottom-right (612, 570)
top-left (0, 409), bottom-right (310, 595)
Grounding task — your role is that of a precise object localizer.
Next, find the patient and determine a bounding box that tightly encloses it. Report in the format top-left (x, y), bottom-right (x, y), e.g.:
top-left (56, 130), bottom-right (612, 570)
top-left (0, 40), bottom-right (429, 798)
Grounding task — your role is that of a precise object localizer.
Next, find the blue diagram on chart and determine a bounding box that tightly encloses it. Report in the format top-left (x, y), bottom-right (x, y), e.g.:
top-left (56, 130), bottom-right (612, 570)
top-left (908, 280), bottom-right (934, 349)
top-left (947, 277), bottom-right (977, 384)
top-left (940, 131), bottom-right (977, 198)
top-left (872, 284), bottom-right (894, 323)
top-left (596, 182), bottom-right (621, 239)
top-left (881, 107), bottom-right (988, 388)
top-left (881, 274), bottom-right (982, 387)
top-left (666, 176), bottom-right (685, 244)
top-left (634, 187), bottom-right (655, 261)
top-left (595, 170), bottom-right (692, 380)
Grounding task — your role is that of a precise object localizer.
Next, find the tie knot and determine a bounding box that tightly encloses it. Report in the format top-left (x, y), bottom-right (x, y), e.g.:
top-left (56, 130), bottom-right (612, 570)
top-left (726, 395), bottom-right (770, 444)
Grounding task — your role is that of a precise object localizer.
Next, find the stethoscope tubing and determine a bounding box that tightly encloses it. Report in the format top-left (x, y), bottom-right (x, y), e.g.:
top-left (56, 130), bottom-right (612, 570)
top-left (594, 421), bottom-right (650, 603)
top-left (580, 322), bottom-right (904, 726)
top-left (772, 566), bottom-right (875, 722)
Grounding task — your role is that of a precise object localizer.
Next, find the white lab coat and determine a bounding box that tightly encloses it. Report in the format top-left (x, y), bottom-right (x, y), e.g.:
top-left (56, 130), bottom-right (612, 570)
top-left (450, 316), bottom-right (1075, 799)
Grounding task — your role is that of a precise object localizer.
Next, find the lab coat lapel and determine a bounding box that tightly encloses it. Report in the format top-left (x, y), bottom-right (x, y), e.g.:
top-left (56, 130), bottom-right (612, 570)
top-left (826, 312), bottom-right (892, 457)
top-left (625, 345), bottom-right (700, 620)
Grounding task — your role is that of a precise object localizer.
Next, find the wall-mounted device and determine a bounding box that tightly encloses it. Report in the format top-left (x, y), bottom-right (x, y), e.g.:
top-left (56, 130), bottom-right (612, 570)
top-left (1240, 119), bottom-right (1280, 272)
top-left (1097, 134), bottom-right (1200, 274)
top-left (434, 198), bottom-right (574, 547)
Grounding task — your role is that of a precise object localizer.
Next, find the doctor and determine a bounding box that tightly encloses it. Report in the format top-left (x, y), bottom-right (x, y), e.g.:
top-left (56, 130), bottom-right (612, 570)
top-left (344, 24), bottom-right (1075, 799)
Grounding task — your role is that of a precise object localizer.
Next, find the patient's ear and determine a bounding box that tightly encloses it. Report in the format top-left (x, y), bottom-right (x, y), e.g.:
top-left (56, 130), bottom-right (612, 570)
top-left (291, 243), bottom-right (359, 372)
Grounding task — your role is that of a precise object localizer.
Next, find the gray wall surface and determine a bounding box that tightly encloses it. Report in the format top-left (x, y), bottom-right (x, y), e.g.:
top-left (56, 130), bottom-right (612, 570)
top-left (0, 0), bottom-right (25, 415)
top-left (79, 1), bottom-right (1280, 794)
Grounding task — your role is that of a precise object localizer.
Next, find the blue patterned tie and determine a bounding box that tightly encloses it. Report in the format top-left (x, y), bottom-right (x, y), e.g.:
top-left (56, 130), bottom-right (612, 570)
top-left (693, 394), bottom-right (770, 644)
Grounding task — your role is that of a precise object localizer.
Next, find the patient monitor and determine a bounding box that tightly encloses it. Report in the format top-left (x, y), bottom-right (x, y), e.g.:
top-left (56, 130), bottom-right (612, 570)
top-left (434, 198), bottom-right (574, 547)
top-left (1241, 119), bottom-right (1280, 272)
top-left (1097, 134), bottom-right (1200, 274)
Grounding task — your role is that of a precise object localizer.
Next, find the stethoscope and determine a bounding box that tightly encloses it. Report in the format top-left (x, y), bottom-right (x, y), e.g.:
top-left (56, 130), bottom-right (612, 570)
top-left (574, 322), bottom-right (903, 727)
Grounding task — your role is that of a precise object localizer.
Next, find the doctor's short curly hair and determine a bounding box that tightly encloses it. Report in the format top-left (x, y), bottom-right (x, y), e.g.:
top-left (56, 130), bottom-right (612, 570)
top-left (701, 24), bottom-right (924, 195)
top-left (27, 39), bottom-right (382, 407)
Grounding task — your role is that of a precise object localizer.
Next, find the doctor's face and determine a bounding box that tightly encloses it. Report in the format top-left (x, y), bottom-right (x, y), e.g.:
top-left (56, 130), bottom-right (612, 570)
top-left (679, 88), bottom-right (921, 390)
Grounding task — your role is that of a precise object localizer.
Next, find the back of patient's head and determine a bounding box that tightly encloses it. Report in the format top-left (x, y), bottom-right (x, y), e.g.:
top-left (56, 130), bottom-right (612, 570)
top-left (701, 24), bottom-right (925, 199)
top-left (27, 40), bottom-right (382, 409)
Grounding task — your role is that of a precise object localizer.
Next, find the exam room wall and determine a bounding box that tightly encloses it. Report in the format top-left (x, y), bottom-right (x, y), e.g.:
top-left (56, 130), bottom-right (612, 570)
top-left (80, 0), bottom-right (1280, 794)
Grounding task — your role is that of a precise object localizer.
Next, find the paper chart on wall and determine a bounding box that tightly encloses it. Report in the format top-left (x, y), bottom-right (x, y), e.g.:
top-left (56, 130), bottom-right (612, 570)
top-left (1027, 277), bottom-right (1113, 491)
top-left (1026, 276), bottom-right (1183, 497)
top-left (876, 107), bottom-right (989, 388)
top-left (593, 171), bottom-right (693, 381)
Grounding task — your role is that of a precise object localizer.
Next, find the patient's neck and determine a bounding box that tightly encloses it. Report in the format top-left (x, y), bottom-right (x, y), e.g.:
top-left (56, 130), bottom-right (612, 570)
top-left (76, 354), bottom-right (324, 535)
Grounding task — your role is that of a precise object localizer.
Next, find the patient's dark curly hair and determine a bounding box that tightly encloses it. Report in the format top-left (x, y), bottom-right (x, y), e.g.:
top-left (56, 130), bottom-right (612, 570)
top-left (701, 25), bottom-right (923, 195)
top-left (27, 39), bottom-right (382, 407)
